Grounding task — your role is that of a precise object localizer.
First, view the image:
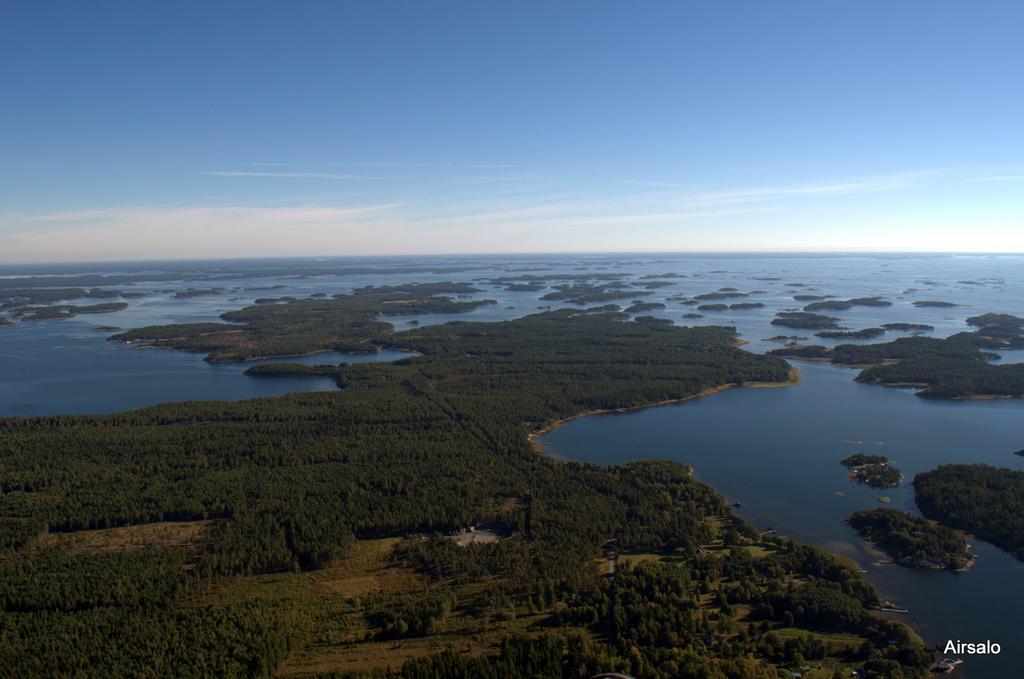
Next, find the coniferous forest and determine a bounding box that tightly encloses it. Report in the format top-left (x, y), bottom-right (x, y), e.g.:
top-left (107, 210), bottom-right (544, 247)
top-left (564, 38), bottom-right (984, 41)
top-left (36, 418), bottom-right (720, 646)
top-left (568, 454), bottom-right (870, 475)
top-left (0, 293), bottom-right (934, 677)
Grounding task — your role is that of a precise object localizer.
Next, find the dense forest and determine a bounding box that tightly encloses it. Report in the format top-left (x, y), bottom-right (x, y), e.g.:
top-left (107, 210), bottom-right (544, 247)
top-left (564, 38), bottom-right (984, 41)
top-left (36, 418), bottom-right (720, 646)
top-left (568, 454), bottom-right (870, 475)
top-left (914, 465), bottom-right (1024, 561)
top-left (847, 509), bottom-right (972, 570)
top-left (0, 263), bottom-right (489, 325)
top-left (816, 328), bottom-right (885, 340)
top-left (0, 296), bottom-right (932, 677)
top-left (540, 282), bottom-right (651, 304)
top-left (770, 313), bottom-right (1024, 398)
top-left (771, 312), bottom-right (840, 330)
top-left (111, 285), bottom-right (498, 361)
top-left (803, 297), bottom-right (892, 312)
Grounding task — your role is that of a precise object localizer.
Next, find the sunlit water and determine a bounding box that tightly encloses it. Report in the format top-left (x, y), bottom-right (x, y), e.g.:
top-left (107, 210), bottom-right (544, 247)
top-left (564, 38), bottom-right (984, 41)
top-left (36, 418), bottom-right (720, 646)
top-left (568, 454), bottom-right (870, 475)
top-left (2, 253), bottom-right (1023, 676)
top-left (541, 362), bottom-right (1024, 677)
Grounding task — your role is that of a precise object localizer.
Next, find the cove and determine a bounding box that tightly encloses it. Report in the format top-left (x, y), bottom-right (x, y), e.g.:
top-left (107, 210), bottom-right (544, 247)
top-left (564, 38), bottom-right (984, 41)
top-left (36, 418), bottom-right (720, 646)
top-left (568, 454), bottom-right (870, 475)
top-left (0, 319), bottom-right (410, 417)
top-left (539, 361), bottom-right (1024, 678)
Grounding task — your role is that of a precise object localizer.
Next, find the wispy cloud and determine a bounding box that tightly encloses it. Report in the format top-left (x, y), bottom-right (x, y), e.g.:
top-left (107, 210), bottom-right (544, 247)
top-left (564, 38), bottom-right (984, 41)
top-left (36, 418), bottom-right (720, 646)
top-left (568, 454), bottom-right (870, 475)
top-left (203, 171), bottom-right (387, 181)
top-left (235, 161), bottom-right (542, 170)
top-left (5, 167), bottom-right (1011, 263)
top-left (2, 204), bottom-right (404, 261)
top-left (623, 179), bottom-right (681, 188)
top-left (968, 174), bottom-right (1024, 183)
top-left (642, 171), bottom-right (932, 208)
top-left (433, 171), bottom-right (928, 228)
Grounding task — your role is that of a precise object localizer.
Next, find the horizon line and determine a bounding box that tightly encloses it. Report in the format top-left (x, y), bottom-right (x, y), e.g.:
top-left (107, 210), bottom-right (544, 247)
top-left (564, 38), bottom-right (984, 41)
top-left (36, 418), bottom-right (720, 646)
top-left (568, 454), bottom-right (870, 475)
top-left (2, 248), bottom-right (1023, 270)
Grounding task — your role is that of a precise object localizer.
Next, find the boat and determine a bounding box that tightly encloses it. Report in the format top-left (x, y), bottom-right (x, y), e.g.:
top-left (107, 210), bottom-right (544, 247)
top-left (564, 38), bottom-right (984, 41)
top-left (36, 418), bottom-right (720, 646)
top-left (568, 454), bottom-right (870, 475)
top-left (931, 657), bottom-right (963, 674)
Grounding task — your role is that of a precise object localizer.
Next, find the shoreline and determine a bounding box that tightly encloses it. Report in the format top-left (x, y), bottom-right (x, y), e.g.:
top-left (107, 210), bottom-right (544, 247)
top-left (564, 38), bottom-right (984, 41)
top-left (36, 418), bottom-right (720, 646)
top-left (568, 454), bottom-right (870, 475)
top-left (528, 366), bottom-right (942, 655)
top-left (117, 342), bottom-right (417, 364)
top-left (528, 367), bottom-right (800, 452)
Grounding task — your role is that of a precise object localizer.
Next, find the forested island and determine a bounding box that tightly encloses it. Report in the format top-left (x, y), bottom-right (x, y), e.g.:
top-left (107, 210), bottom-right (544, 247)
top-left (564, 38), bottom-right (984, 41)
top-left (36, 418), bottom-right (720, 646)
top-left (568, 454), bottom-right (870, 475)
top-left (804, 297), bottom-right (892, 312)
top-left (13, 301), bottom-right (130, 321)
top-left (693, 289), bottom-right (751, 300)
top-left (111, 284), bottom-right (499, 362)
top-left (847, 509), bottom-right (973, 571)
top-left (880, 323), bottom-right (933, 332)
top-left (841, 454), bottom-right (902, 489)
top-left (817, 328), bottom-right (886, 340)
top-left (912, 301), bottom-right (957, 308)
top-left (771, 312), bottom-right (840, 330)
top-left (0, 284), bottom-right (135, 322)
top-left (540, 282), bottom-right (649, 304)
top-left (914, 464), bottom-right (1024, 561)
top-left (0, 295), bottom-right (932, 678)
top-left (172, 288), bottom-right (223, 299)
top-left (770, 313), bottom-right (1024, 398)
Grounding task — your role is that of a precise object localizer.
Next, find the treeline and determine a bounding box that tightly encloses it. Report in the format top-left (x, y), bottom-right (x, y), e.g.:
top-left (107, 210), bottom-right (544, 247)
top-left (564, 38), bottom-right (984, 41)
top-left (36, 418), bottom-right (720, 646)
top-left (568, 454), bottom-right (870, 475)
top-left (857, 358), bottom-right (1024, 398)
top-left (244, 363), bottom-right (340, 377)
top-left (914, 464), bottom-right (1024, 560)
top-left (847, 509), bottom-right (971, 570)
top-left (334, 543), bottom-right (930, 679)
top-left (769, 313), bottom-right (1024, 398)
top-left (111, 289), bottom-right (495, 361)
top-left (0, 305), bottom-right (928, 675)
top-left (540, 282), bottom-right (650, 304)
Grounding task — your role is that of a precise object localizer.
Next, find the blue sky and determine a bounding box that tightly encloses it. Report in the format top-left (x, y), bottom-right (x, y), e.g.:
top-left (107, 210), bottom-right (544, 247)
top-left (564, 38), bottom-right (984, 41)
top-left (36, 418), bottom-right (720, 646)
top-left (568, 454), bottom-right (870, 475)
top-left (1, 1), bottom-right (1022, 262)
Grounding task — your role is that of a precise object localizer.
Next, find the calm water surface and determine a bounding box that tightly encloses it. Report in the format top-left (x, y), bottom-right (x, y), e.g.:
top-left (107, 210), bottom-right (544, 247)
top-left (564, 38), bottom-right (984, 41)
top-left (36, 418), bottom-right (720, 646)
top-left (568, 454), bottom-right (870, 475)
top-left (3, 253), bottom-right (1024, 676)
top-left (541, 361), bottom-right (1024, 678)
top-left (0, 317), bottom-right (411, 417)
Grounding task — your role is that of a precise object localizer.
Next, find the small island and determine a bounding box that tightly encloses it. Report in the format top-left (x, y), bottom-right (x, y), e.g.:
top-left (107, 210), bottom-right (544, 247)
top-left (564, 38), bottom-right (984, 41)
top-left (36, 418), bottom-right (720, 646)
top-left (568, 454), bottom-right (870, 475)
top-left (912, 300), bottom-right (957, 308)
top-left (625, 301), bottom-right (666, 313)
top-left (15, 301), bottom-right (129, 321)
top-left (816, 328), bottom-right (886, 340)
top-left (881, 323), bottom-right (933, 332)
top-left (847, 508), bottom-right (973, 570)
top-left (804, 297), bottom-right (892, 312)
top-left (541, 282), bottom-right (649, 304)
top-left (771, 312), bottom-right (840, 330)
top-left (841, 454), bottom-right (902, 488)
top-left (172, 288), bottom-right (223, 299)
top-left (693, 290), bottom-right (749, 300)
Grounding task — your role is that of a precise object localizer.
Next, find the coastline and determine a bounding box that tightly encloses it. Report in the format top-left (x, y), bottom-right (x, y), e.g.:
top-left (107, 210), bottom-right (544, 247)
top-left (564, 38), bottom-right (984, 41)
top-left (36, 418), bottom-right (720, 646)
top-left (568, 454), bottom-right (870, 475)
top-left (527, 363), bottom-right (939, 656)
top-left (528, 366), bottom-right (800, 453)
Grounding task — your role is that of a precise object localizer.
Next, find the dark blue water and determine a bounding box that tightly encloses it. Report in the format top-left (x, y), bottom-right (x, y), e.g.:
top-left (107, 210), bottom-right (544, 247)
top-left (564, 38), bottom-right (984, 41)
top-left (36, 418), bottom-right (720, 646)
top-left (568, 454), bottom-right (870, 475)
top-left (0, 317), bottom-right (419, 417)
top-left (541, 361), bottom-right (1024, 678)
top-left (3, 253), bottom-right (1024, 676)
